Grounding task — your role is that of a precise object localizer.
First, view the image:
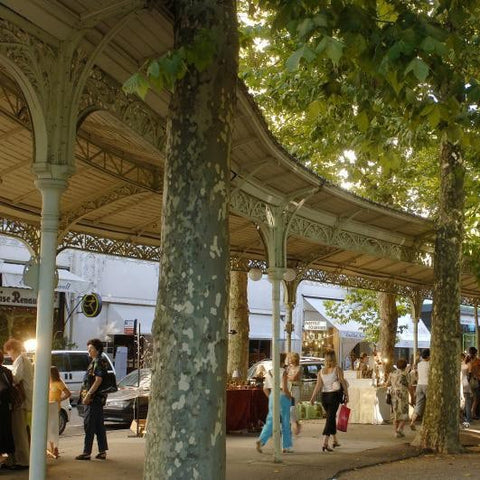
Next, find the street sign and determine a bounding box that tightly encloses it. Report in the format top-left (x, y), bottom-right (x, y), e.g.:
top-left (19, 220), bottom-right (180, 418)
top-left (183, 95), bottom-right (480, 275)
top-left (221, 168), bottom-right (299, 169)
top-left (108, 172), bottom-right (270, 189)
top-left (81, 293), bottom-right (102, 317)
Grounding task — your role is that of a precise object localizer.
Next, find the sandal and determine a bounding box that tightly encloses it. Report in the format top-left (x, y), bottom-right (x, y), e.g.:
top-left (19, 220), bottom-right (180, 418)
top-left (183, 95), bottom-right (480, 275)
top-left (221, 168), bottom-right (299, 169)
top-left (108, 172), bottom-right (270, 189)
top-left (75, 453), bottom-right (91, 460)
top-left (95, 452), bottom-right (107, 460)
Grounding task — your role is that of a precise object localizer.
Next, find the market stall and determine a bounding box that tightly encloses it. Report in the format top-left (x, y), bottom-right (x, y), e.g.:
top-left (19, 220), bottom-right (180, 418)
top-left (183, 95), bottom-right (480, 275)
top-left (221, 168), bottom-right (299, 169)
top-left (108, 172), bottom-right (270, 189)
top-left (344, 373), bottom-right (391, 424)
top-left (226, 387), bottom-right (268, 432)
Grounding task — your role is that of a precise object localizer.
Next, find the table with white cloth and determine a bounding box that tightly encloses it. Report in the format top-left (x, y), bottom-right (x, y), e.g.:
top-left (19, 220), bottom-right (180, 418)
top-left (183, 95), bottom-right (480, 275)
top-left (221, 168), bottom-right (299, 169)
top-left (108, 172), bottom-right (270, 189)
top-left (346, 378), bottom-right (391, 424)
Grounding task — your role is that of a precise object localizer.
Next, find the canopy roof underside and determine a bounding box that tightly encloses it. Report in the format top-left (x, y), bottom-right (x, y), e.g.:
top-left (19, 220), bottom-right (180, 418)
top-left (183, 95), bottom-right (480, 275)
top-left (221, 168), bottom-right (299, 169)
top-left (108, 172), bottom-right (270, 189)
top-left (0, 0), bottom-right (478, 300)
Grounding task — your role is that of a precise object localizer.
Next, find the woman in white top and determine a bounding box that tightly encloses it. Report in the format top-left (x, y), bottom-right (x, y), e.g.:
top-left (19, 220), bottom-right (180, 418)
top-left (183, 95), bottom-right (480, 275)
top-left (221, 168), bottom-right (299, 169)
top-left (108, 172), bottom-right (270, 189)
top-left (310, 350), bottom-right (349, 452)
top-left (287, 352), bottom-right (302, 435)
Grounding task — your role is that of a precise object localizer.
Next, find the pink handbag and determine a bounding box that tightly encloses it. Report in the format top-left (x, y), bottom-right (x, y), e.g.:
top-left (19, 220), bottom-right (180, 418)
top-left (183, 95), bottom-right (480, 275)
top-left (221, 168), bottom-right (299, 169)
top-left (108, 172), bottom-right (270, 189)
top-left (337, 404), bottom-right (351, 432)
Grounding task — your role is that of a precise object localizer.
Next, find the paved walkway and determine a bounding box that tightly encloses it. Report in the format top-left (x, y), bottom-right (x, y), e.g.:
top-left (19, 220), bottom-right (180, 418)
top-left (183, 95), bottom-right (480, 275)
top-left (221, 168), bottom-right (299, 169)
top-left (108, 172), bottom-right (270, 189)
top-left (2, 420), bottom-right (480, 479)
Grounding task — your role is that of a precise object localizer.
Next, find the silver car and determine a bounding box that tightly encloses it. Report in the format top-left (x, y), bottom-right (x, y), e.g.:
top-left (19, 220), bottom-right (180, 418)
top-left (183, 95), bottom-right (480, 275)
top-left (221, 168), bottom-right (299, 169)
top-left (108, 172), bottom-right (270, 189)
top-left (247, 356), bottom-right (324, 402)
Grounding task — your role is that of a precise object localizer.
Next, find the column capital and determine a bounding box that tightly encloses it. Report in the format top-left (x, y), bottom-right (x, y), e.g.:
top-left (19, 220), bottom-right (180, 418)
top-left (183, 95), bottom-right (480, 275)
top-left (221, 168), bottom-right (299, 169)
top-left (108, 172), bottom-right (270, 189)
top-left (33, 163), bottom-right (74, 186)
top-left (267, 267), bottom-right (285, 282)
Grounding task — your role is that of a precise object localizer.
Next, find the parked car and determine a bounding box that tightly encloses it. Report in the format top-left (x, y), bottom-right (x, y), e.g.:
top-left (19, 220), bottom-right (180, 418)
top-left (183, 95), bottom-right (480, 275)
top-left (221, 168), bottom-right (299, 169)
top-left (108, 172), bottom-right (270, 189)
top-left (4, 356), bottom-right (71, 434)
top-left (247, 356), bottom-right (324, 402)
top-left (78, 368), bottom-right (151, 425)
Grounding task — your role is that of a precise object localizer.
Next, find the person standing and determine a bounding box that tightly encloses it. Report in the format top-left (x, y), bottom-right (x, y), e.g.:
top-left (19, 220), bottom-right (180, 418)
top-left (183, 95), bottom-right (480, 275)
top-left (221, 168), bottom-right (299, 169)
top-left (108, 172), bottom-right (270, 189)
top-left (255, 352), bottom-right (293, 453)
top-left (386, 358), bottom-right (411, 437)
top-left (76, 338), bottom-right (109, 460)
top-left (47, 366), bottom-right (71, 458)
top-left (410, 348), bottom-right (430, 430)
top-left (287, 352), bottom-right (302, 435)
top-left (3, 338), bottom-right (33, 470)
top-left (467, 347), bottom-right (480, 419)
top-left (460, 353), bottom-right (472, 428)
top-left (0, 351), bottom-right (15, 464)
top-left (310, 350), bottom-right (349, 451)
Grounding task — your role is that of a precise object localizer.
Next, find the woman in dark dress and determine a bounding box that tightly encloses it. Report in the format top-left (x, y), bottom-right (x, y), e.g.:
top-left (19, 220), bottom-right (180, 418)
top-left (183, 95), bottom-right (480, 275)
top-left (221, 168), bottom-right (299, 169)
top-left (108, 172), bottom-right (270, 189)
top-left (0, 351), bottom-right (15, 459)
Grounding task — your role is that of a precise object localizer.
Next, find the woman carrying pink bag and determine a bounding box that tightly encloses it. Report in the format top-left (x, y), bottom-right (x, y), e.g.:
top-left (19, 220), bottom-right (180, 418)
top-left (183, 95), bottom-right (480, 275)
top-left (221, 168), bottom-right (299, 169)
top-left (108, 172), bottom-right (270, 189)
top-left (310, 350), bottom-right (349, 452)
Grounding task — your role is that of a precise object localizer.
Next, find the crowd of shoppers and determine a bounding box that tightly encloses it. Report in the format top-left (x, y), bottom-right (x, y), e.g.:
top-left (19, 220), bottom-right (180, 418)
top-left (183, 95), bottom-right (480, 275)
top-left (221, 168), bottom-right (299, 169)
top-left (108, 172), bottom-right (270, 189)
top-left (0, 338), bottom-right (33, 470)
top-left (1, 336), bottom-right (110, 470)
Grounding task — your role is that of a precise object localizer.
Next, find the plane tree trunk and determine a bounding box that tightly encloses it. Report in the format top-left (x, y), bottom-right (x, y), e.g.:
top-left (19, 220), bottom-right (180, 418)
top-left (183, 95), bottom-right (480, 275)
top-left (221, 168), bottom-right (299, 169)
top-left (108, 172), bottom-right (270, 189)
top-left (144, 1), bottom-right (238, 479)
top-left (227, 270), bottom-right (250, 382)
top-left (416, 140), bottom-right (464, 453)
top-left (377, 292), bottom-right (398, 378)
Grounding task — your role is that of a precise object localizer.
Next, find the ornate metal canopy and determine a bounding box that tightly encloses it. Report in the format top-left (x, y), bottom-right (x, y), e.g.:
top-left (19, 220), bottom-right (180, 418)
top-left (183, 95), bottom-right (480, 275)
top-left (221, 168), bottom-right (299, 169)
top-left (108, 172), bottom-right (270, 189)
top-left (0, 0), bottom-right (478, 301)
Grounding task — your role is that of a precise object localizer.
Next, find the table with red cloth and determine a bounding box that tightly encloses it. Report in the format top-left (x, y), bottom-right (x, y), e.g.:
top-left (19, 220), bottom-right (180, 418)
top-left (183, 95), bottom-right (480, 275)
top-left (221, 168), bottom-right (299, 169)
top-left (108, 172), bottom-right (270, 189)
top-left (226, 387), bottom-right (268, 432)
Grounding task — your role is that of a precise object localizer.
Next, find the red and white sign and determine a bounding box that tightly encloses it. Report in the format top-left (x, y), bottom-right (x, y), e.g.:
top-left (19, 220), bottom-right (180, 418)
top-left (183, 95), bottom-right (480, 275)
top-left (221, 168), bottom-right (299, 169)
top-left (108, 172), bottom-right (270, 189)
top-left (124, 319), bottom-right (136, 335)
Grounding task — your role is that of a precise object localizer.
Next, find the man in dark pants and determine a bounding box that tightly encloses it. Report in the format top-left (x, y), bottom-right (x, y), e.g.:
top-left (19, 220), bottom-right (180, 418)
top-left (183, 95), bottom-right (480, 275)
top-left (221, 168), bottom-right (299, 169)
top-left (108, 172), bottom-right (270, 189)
top-left (76, 338), bottom-right (109, 460)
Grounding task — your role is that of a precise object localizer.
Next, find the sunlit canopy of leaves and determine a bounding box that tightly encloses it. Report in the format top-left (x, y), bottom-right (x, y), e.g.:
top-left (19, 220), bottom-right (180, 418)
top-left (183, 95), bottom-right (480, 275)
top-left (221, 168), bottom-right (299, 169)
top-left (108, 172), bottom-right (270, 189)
top-left (323, 289), bottom-right (410, 344)
top-left (239, 0), bottom-right (480, 262)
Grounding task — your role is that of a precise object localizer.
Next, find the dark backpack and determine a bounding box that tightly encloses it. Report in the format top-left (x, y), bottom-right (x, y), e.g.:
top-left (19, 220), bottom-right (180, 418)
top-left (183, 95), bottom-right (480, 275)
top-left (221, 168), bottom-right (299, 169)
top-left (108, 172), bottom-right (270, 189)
top-left (98, 371), bottom-right (118, 394)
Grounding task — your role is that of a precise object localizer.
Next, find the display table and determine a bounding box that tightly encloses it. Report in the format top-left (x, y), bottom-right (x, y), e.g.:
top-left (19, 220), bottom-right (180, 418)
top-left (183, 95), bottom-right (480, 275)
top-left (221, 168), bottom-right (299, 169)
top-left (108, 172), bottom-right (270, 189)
top-left (226, 387), bottom-right (268, 432)
top-left (348, 382), bottom-right (391, 424)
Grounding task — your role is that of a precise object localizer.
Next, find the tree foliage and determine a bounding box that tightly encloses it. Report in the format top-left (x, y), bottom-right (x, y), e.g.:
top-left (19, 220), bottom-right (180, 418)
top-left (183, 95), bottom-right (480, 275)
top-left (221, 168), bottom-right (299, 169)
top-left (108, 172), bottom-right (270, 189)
top-left (323, 289), bottom-right (409, 344)
top-left (239, 1), bottom-right (480, 222)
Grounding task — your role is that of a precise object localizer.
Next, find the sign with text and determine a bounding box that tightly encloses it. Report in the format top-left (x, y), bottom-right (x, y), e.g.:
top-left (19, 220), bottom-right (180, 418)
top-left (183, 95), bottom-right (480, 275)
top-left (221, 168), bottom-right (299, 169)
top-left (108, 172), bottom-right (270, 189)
top-left (304, 319), bottom-right (327, 331)
top-left (124, 319), bottom-right (136, 335)
top-left (0, 287), bottom-right (59, 307)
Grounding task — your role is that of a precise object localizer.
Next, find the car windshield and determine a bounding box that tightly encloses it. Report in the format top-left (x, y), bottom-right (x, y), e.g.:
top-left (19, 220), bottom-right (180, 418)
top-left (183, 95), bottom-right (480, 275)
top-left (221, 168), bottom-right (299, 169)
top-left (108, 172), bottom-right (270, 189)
top-left (118, 369), bottom-right (151, 389)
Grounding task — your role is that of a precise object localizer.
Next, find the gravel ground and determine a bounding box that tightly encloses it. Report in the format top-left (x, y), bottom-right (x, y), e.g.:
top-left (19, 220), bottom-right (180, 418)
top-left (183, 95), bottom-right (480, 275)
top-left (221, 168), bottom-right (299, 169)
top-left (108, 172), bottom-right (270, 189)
top-left (338, 447), bottom-right (480, 480)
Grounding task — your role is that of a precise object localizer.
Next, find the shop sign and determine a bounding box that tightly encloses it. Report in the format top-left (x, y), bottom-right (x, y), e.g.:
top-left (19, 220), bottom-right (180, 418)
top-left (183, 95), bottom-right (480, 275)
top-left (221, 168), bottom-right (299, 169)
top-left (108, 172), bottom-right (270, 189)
top-left (304, 319), bottom-right (327, 331)
top-left (81, 293), bottom-right (102, 318)
top-left (0, 287), bottom-right (59, 307)
top-left (124, 319), bottom-right (136, 335)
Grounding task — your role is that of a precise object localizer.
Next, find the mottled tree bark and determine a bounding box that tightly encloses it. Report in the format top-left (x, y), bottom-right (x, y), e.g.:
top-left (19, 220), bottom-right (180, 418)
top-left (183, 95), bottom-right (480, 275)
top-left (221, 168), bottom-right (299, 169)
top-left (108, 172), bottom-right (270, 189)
top-left (144, 1), bottom-right (238, 479)
top-left (377, 292), bottom-right (398, 377)
top-left (227, 270), bottom-right (250, 381)
top-left (417, 141), bottom-right (464, 453)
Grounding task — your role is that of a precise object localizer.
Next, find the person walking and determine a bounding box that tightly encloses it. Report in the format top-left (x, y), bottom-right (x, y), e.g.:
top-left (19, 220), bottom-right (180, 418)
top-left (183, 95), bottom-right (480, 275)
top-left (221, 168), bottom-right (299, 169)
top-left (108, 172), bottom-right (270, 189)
top-left (3, 338), bottom-right (33, 470)
top-left (255, 352), bottom-right (293, 453)
top-left (386, 358), bottom-right (411, 437)
top-left (460, 353), bottom-right (472, 428)
top-left (47, 366), bottom-right (71, 458)
top-left (467, 346), bottom-right (480, 419)
top-left (0, 351), bottom-right (15, 465)
top-left (76, 338), bottom-right (109, 460)
top-left (287, 352), bottom-right (302, 435)
top-left (410, 348), bottom-right (430, 430)
top-left (310, 350), bottom-right (349, 452)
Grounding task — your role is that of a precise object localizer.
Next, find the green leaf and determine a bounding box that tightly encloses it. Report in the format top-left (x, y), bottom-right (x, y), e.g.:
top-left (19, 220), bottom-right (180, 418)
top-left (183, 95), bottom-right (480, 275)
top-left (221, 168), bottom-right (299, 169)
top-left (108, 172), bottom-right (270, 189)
top-left (297, 17), bottom-right (315, 39)
top-left (306, 99), bottom-right (325, 121)
top-left (286, 47), bottom-right (304, 71)
top-left (313, 13), bottom-right (328, 28)
top-left (356, 110), bottom-right (369, 132)
top-left (420, 36), bottom-right (446, 55)
top-left (446, 124), bottom-right (462, 143)
top-left (428, 105), bottom-right (441, 128)
top-left (385, 70), bottom-right (402, 95)
top-left (377, 0), bottom-right (399, 23)
top-left (325, 37), bottom-right (344, 66)
top-left (122, 72), bottom-right (149, 99)
top-left (147, 60), bottom-right (160, 78)
top-left (404, 58), bottom-right (429, 82)
top-left (315, 37), bottom-right (328, 54)
top-left (303, 46), bottom-right (316, 63)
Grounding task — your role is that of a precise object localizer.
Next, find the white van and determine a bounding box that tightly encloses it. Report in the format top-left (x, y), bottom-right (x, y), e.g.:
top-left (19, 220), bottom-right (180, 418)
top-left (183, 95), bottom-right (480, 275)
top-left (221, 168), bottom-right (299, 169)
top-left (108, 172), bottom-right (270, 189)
top-left (51, 350), bottom-right (115, 404)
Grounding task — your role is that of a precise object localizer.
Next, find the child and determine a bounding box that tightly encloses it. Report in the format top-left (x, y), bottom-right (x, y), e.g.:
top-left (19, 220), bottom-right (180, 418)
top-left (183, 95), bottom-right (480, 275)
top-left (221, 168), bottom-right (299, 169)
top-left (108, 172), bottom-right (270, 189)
top-left (47, 366), bottom-right (71, 458)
